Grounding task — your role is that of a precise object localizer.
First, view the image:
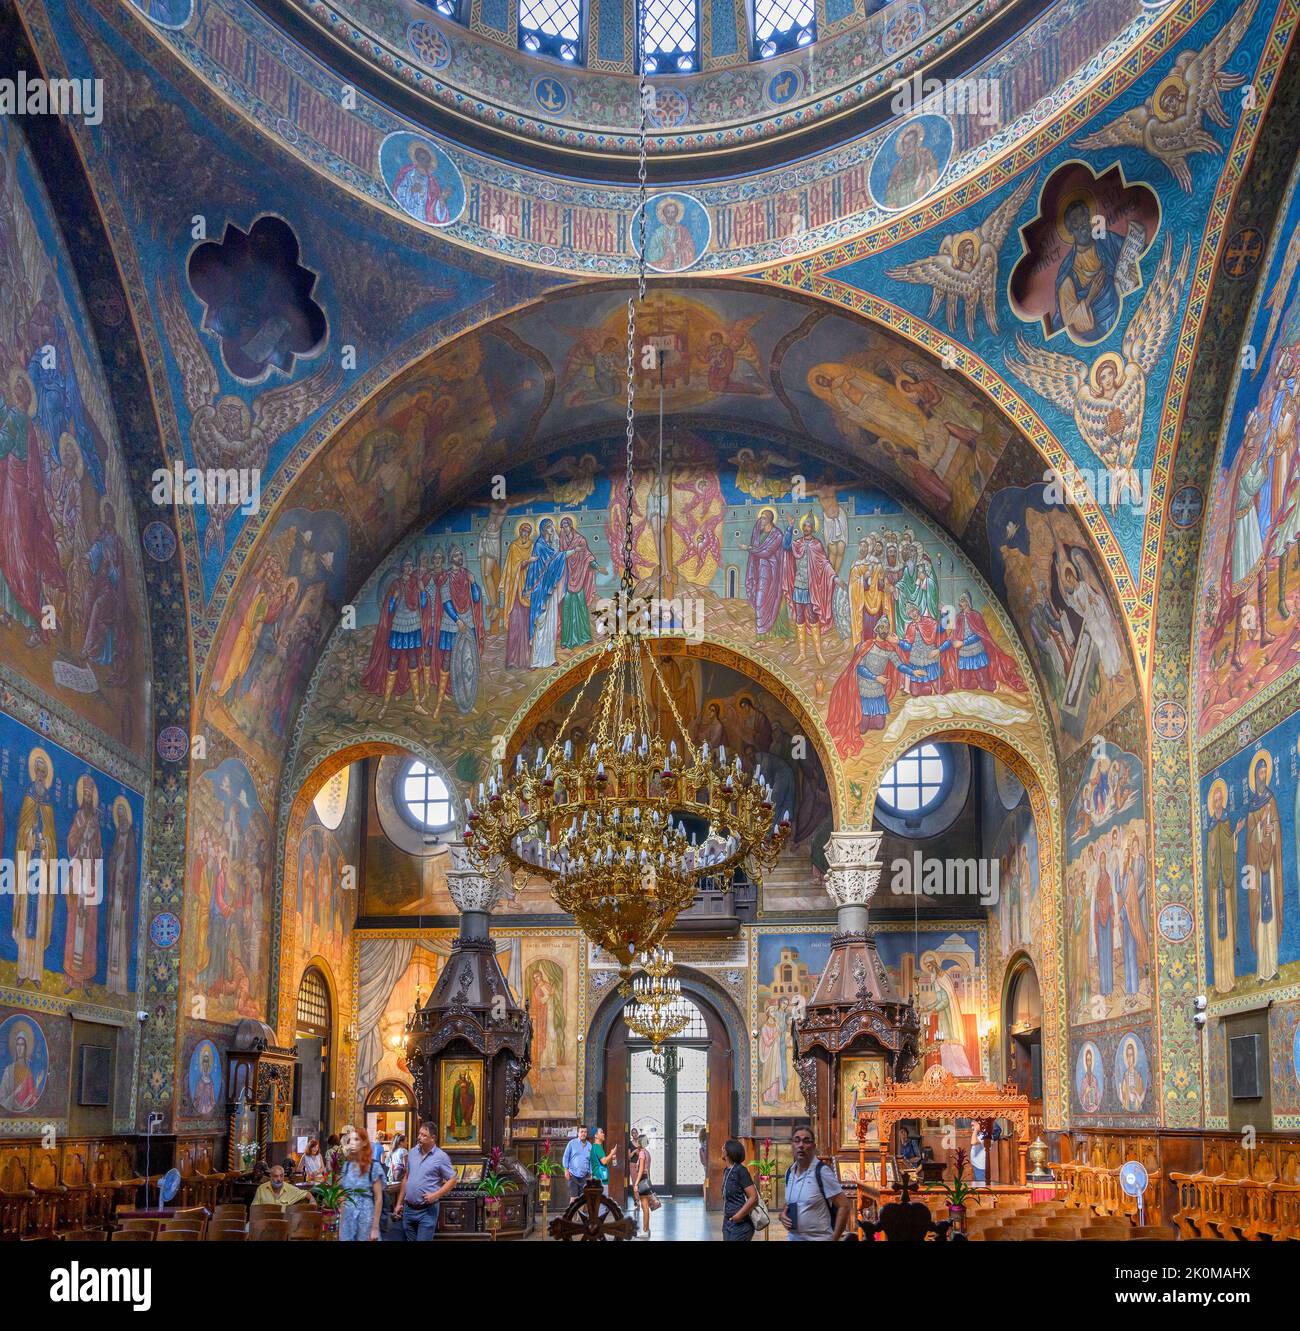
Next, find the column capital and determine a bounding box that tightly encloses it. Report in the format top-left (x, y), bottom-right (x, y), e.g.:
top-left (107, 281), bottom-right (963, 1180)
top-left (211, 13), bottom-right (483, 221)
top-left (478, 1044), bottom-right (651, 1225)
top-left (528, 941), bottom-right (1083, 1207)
top-left (821, 830), bottom-right (885, 910)
top-left (445, 841), bottom-right (506, 915)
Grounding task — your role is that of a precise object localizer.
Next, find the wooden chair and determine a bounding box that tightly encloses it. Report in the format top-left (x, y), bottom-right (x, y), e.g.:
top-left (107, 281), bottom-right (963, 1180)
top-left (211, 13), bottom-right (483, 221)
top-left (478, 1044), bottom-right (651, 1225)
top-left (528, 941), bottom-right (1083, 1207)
top-left (0, 1191), bottom-right (34, 1241)
top-left (119, 1218), bottom-right (163, 1237)
top-left (1131, 1225), bottom-right (1178, 1241)
top-left (212, 1229), bottom-right (247, 1242)
top-left (160, 1218), bottom-right (206, 1239)
top-left (110, 1229), bottom-right (154, 1242)
top-left (213, 1204), bottom-right (247, 1223)
top-left (285, 1208), bottom-right (323, 1240)
top-left (249, 1218), bottom-right (290, 1242)
top-left (59, 1229), bottom-right (109, 1242)
top-left (1029, 1227), bottom-right (1075, 1240)
top-left (157, 1230), bottom-right (199, 1241)
top-left (249, 1203), bottom-right (286, 1221)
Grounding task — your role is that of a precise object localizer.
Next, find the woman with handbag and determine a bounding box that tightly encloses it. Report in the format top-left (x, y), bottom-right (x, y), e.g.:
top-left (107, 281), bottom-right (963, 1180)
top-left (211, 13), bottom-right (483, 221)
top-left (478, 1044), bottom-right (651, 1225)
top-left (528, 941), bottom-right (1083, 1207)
top-left (722, 1139), bottom-right (763, 1242)
top-left (630, 1133), bottom-right (655, 1237)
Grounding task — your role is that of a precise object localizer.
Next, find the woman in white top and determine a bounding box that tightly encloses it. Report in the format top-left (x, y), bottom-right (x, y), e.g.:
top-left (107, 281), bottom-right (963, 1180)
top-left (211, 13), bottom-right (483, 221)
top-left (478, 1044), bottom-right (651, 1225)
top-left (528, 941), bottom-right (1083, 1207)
top-left (389, 1133), bottom-right (409, 1181)
top-left (298, 1138), bottom-right (326, 1181)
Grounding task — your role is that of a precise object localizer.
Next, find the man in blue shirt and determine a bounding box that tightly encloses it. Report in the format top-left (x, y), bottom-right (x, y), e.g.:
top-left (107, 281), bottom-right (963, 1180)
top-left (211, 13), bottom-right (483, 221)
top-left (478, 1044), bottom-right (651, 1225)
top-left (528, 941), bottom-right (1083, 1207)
top-left (393, 1121), bottom-right (457, 1240)
top-left (563, 1125), bottom-right (592, 1201)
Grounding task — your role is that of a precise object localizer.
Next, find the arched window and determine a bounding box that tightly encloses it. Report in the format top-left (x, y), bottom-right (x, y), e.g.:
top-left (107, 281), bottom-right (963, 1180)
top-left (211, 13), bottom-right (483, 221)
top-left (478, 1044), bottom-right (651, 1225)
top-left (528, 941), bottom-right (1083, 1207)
top-left (296, 968), bottom-right (331, 1037)
top-left (396, 759), bottom-right (456, 834)
top-left (752, 0), bottom-right (815, 58)
top-left (876, 741), bottom-right (949, 815)
top-left (641, 0), bottom-right (699, 73)
top-left (519, 0), bottom-right (582, 62)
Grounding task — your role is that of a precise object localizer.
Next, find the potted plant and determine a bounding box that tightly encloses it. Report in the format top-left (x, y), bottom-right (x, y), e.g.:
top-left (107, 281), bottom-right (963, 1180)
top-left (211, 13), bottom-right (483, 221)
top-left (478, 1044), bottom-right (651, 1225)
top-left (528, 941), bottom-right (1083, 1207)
top-left (926, 1148), bottom-right (979, 1233)
top-left (755, 1138), bottom-right (778, 1206)
top-left (310, 1171), bottom-right (372, 1239)
top-left (237, 1141), bottom-right (259, 1174)
top-left (477, 1147), bottom-right (514, 1236)
top-left (534, 1140), bottom-right (562, 1205)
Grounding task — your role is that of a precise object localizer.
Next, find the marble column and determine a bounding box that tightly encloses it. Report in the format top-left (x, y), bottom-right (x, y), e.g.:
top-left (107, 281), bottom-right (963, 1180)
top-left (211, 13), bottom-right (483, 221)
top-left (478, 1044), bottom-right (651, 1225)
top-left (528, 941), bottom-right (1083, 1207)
top-left (822, 829), bottom-right (884, 935)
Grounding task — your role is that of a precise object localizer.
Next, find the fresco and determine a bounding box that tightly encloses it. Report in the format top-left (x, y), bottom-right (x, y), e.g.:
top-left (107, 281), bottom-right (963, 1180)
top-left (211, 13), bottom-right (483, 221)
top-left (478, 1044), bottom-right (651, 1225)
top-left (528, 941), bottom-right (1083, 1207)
top-left (205, 508), bottom-right (349, 770)
top-left (353, 929), bottom-right (582, 1119)
top-left (984, 761), bottom-right (1040, 963)
top-left (300, 438), bottom-right (1048, 829)
top-left (1196, 163), bottom-right (1300, 740)
top-left (1065, 741), bottom-right (1150, 1027)
top-left (876, 928), bottom-right (984, 1080)
top-left (0, 1012), bottom-right (50, 1115)
top-left (181, 757), bottom-right (273, 1025)
top-left (0, 123), bottom-right (148, 759)
top-left (752, 931), bottom-right (831, 1116)
top-left (1007, 162), bottom-right (1161, 348)
top-left (185, 1038), bottom-right (222, 1118)
top-left (1199, 708), bottom-right (1300, 998)
top-left (986, 482), bottom-right (1136, 756)
top-left (292, 792), bottom-right (360, 988)
top-left (869, 115), bottom-right (953, 212)
top-left (0, 710), bottom-right (145, 1003)
top-left (1069, 1021), bottom-right (1156, 1122)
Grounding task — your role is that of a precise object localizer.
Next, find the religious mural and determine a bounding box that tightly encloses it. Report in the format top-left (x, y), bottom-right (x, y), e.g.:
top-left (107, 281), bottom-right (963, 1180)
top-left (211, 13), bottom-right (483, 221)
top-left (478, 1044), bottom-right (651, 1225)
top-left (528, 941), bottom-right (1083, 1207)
top-left (1070, 1022), bottom-right (1155, 1123)
top-left (0, 123), bottom-right (148, 760)
top-left (1196, 158), bottom-right (1300, 740)
top-left (291, 775), bottom-right (361, 990)
top-left (982, 756), bottom-right (1041, 964)
top-left (205, 508), bottom-right (349, 770)
top-left (1065, 741), bottom-right (1150, 1028)
top-left (987, 483), bottom-right (1136, 757)
top-left (0, 710), bottom-right (145, 1004)
top-left (352, 929), bottom-right (582, 1120)
top-left (181, 757), bottom-right (273, 1026)
top-left (299, 438), bottom-right (1049, 830)
top-left (1199, 708), bottom-right (1300, 998)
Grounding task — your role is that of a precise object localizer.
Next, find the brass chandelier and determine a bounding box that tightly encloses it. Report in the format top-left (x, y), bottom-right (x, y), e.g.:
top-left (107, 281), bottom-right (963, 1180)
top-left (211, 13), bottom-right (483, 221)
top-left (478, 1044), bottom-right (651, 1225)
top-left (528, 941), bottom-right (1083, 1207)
top-left (463, 4), bottom-right (789, 983)
top-left (623, 946), bottom-right (690, 1046)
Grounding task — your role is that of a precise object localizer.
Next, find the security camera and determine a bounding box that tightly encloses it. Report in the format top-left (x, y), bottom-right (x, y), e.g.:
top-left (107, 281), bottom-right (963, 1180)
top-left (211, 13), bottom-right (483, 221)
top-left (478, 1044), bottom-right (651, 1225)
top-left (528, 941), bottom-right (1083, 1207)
top-left (136, 1010), bottom-right (149, 1023)
top-left (1194, 995), bottom-right (1208, 1027)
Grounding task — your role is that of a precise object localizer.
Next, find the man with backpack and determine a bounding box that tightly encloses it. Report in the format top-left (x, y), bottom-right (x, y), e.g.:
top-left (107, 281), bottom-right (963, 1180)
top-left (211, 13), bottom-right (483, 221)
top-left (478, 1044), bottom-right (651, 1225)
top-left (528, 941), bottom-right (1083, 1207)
top-left (780, 1126), bottom-right (850, 1241)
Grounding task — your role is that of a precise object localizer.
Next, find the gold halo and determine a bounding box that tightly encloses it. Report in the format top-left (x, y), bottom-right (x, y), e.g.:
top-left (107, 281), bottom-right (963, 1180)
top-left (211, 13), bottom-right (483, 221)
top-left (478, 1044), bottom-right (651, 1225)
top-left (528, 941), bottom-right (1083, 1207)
top-left (8, 366), bottom-right (35, 414)
top-left (800, 510), bottom-right (819, 532)
top-left (113, 795), bottom-right (132, 828)
top-left (513, 518), bottom-right (534, 540)
top-left (75, 775), bottom-right (99, 808)
top-left (27, 747), bottom-right (52, 783)
top-left (407, 139), bottom-right (436, 165)
top-left (1089, 352), bottom-right (1126, 395)
top-left (944, 230), bottom-right (981, 265)
top-left (757, 505), bottom-right (778, 525)
top-left (1056, 190), bottom-right (1098, 246)
top-left (1207, 777), bottom-right (1228, 812)
top-left (1249, 749), bottom-right (1273, 790)
top-left (1152, 72), bottom-right (1188, 123)
top-left (8, 1019), bottom-right (36, 1058)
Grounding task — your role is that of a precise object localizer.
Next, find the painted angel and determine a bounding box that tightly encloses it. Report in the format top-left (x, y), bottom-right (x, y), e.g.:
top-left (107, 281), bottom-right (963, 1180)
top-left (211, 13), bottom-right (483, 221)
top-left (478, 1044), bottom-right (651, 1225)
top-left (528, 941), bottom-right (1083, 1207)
top-left (728, 446), bottom-right (798, 501)
top-left (1074, 0), bottom-right (1257, 191)
top-left (537, 452), bottom-right (600, 506)
top-left (158, 278), bottom-right (341, 556)
top-left (885, 170), bottom-right (1039, 338)
top-left (1005, 234), bottom-right (1189, 504)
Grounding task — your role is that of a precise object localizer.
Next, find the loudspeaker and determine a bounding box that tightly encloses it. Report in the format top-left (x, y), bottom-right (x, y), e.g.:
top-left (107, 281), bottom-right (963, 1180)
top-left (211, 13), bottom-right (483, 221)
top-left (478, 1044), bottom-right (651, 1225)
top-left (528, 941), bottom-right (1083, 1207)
top-left (1229, 1033), bottom-right (1261, 1100)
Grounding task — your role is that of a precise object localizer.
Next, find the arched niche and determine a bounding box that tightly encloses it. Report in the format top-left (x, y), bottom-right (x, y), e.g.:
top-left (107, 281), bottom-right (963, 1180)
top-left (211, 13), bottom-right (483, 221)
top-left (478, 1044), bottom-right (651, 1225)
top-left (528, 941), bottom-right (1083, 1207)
top-left (867, 725), bottom-right (1064, 1128)
top-left (584, 966), bottom-right (749, 1214)
top-left (1001, 953), bottom-right (1043, 1101)
top-left (291, 961), bottom-right (337, 1142)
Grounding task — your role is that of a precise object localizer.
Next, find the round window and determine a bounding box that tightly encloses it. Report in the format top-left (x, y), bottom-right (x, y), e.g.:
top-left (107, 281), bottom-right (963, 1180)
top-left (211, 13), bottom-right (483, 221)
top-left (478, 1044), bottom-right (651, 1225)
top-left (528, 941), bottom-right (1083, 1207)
top-left (397, 759), bottom-right (455, 833)
top-left (876, 742), bottom-right (949, 816)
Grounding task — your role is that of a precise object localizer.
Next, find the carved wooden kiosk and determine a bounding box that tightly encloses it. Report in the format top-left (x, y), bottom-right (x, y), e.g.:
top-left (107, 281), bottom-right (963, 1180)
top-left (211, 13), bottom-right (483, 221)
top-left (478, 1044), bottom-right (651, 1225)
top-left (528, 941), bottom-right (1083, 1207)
top-left (876, 1066), bottom-right (1032, 1187)
top-left (793, 833), bottom-right (921, 1162)
top-left (225, 1019), bottom-right (297, 1169)
top-left (404, 846), bottom-right (536, 1238)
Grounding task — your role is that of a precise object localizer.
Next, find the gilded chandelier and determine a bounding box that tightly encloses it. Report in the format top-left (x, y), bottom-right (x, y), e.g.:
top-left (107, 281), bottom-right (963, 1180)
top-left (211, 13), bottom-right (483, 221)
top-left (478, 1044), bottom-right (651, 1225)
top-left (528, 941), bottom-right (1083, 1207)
top-left (623, 947), bottom-right (690, 1046)
top-left (463, 628), bottom-right (790, 983)
top-left (463, 10), bottom-right (788, 982)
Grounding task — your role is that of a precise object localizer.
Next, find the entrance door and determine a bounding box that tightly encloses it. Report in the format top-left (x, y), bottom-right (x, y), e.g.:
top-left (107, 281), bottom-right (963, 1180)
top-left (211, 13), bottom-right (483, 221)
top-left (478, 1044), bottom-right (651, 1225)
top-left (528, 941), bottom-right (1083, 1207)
top-left (628, 1044), bottom-right (709, 1195)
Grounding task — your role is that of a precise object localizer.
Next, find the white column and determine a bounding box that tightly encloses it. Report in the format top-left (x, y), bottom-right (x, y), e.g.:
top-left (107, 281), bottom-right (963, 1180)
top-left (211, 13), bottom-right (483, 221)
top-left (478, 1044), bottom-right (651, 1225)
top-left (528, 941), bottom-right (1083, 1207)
top-left (445, 842), bottom-right (505, 938)
top-left (821, 830), bottom-right (885, 934)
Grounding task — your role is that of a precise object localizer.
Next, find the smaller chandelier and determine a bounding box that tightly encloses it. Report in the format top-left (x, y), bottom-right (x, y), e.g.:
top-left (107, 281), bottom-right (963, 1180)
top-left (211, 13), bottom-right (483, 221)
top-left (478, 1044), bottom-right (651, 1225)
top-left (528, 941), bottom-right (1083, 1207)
top-left (646, 1045), bottom-right (683, 1080)
top-left (623, 947), bottom-right (690, 1045)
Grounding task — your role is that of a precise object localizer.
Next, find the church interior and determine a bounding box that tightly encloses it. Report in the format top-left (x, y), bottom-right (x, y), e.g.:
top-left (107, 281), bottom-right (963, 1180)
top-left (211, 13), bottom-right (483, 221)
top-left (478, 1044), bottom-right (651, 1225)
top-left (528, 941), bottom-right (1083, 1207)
top-left (2, 0), bottom-right (1300, 1258)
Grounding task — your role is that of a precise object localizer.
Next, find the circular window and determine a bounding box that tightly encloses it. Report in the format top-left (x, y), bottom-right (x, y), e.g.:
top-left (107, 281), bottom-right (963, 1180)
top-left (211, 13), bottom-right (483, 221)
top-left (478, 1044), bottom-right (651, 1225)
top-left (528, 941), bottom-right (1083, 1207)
top-left (397, 760), bottom-right (455, 833)
top-left (877, 742), bottom-right (949, 815)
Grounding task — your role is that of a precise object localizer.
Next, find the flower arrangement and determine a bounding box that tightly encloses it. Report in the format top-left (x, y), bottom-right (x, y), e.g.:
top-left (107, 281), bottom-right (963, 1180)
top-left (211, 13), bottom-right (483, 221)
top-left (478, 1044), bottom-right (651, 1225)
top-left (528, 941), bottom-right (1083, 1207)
top-left (755, 1138), bottom-right (777, 1179)
top-left (477, 1147), bottom-right (515, 1199)
top-left (927, 1148), bottom-right (980, 1208)
top-left (237, 1142), bottom-right (259, 1172)
top-left (534, 1140), bottom-right (563, 1179)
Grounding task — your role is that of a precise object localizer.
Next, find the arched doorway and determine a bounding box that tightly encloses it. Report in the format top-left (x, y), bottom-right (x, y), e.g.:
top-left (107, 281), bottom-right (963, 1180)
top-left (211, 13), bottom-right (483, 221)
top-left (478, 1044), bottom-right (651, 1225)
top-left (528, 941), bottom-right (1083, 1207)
top-left (364, 1080), bottom-right (415, 1147)
top-left (1003, 957), bottom-right (1042, 1102)
top-left (293, 967), bottom-right (332, 1140)
top-left (597, 979), bottom-right (738, 1212)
